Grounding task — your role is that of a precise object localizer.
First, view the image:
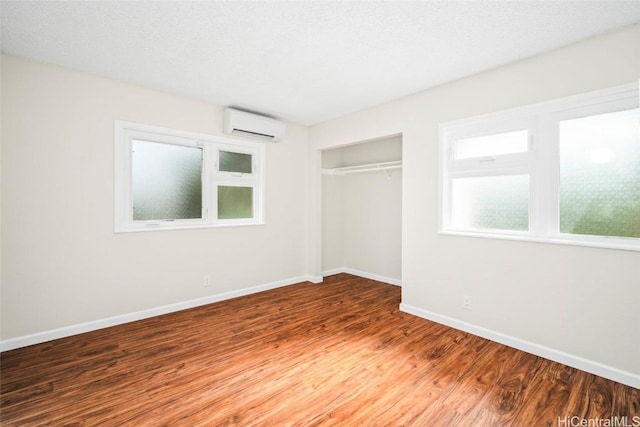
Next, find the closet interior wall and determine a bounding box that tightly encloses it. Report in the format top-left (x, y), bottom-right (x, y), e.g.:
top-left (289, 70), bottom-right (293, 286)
top-left (321, 135), bottom-right (402, 284)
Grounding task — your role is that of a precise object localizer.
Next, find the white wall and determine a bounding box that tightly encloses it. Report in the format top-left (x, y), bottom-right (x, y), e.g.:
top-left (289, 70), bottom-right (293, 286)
top-left (342, 169), bottom-right (401, 280)
top-left (321, 174), bottom-right (344, 272)
top-left (1, 55), bottom-right (309, 343)
top-left (309, 25), bottom-right (640, 386)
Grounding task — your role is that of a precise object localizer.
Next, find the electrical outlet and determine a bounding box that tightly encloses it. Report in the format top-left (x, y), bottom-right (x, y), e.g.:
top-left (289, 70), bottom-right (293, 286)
top-left (463, 295), bottom-right (472, 310)
top-left (204, 275), bottom-right (211, 287)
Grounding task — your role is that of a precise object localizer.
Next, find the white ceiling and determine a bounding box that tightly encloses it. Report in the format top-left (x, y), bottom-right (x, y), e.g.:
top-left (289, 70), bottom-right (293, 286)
top-left (2, 1), bottom-right (640, 125)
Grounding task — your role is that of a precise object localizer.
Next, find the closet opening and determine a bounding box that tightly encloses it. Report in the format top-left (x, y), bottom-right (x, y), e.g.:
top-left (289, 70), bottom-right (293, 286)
top-left (320, 134), bottom-right (402, 286)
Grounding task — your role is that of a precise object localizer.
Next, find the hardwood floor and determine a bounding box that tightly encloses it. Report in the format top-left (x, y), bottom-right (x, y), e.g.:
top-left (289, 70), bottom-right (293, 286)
top-left (1, 273), bottom-right (638, 426)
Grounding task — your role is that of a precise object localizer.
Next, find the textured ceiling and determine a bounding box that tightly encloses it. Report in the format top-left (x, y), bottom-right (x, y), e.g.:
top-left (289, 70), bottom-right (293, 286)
top-left (2, 1), bottom-right (640, 125)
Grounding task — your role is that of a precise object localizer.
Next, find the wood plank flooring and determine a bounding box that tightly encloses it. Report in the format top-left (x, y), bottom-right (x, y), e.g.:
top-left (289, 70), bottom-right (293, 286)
top-left (1, 273), bottom-right (638, 426)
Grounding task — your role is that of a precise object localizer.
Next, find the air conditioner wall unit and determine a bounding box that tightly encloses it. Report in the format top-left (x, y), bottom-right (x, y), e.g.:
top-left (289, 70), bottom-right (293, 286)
top-left (223, 108), bottom-right (285, 142)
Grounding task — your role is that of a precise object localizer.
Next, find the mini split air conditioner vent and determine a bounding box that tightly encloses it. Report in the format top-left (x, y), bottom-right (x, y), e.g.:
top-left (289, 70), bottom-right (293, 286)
top-left (223, 108), bottom-right (285, 142)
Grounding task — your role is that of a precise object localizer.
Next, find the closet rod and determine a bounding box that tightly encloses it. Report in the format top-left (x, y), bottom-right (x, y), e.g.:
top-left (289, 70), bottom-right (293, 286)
top-left (322, 160), bottom-right (402, 176)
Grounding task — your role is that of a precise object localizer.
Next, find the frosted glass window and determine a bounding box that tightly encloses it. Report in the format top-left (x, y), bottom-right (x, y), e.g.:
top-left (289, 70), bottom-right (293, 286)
top-left (454, 130), bottom-right (528, 159)
top-left (559, 108), bottom-right (640, 238)
top-left (220, 150), bottom-right (252, 174)
top-left (132, 140), bottom-right (202, 221)
top-left (451, 175), bottom-right (529, 231)
top-left (218, 186), bottom-right (253, 219)
top-left (116, 121), bottom-right (265, 232)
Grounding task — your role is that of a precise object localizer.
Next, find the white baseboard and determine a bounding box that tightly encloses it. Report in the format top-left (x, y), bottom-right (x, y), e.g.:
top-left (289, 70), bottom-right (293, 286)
top-left (400, 303), bottom-right (640, 389)
top-left (307, 275), bottom-right (324, 284)
top-left (322, 267), bottom-right (402, 287)
top-left (320, 267), bottom-right (344, 277)
top-left (0, 275), bottom-right (315, 353)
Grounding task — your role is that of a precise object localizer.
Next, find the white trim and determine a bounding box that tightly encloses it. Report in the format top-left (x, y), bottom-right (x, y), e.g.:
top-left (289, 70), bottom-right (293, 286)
top-left (439, 229), bottom-right (640, 252)
top-left (322, 160), bottom-right (403, 176)
top-left (322, 267), bottom-right (402, 287)
top-left (0, 275), bottom-right (317, 352)
top-left (400, 303), bottom-right (640, 389)
top-left (321, 267), bottom-right (345, 277)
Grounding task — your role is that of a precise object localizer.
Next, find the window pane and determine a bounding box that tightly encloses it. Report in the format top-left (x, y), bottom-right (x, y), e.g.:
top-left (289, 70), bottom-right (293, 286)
top-left (452, 175), bottom-right (529, 231)
top-left (559, 108), bottom-right (640, 238)
top-left (220, 150), bottom-right (252, 174)
top-left (218, 186), bottom-right (253, 219)
top-left (454, 130), bottom-right (528, 159)
top-left (132, 140), bottom-right (202, 221)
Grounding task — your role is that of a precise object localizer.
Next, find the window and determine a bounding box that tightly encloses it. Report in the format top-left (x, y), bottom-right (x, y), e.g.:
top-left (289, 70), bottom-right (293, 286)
top-left (214, 145), bottom-right (259, 223)
top-left (440, 82), bottom-right (639, 251)
top-left (453, 129), bottom-right (529, 160)
top-left (115, 121), bottom-right (265, 232)
top-left (451, 174), bottom-right (529, 232)
top-left (558, 108), bottom-right (640, 239)
top-left (131, 140), bottom-right (203, 221)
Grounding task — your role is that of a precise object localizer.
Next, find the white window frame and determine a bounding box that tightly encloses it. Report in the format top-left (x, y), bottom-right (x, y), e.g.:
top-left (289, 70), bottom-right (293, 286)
top-left (443, 116), bottom-right (538, 237)
top-left (439, 82), bottom-right (640, 251)
top-left (213, 143), bottom-right (261, 227)
top-left (115, 120), bottom-right (265, 233)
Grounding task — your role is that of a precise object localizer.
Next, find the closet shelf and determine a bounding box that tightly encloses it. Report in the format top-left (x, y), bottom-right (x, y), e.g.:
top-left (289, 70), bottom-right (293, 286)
top-left (322, 160), bottom-right (402, 176)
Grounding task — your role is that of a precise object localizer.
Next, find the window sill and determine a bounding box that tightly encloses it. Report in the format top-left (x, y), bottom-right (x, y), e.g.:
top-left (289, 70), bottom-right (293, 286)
top-left (115, 220), bottom-right (265, 233)
top-left (439, 230), bottom-right (640, 252)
